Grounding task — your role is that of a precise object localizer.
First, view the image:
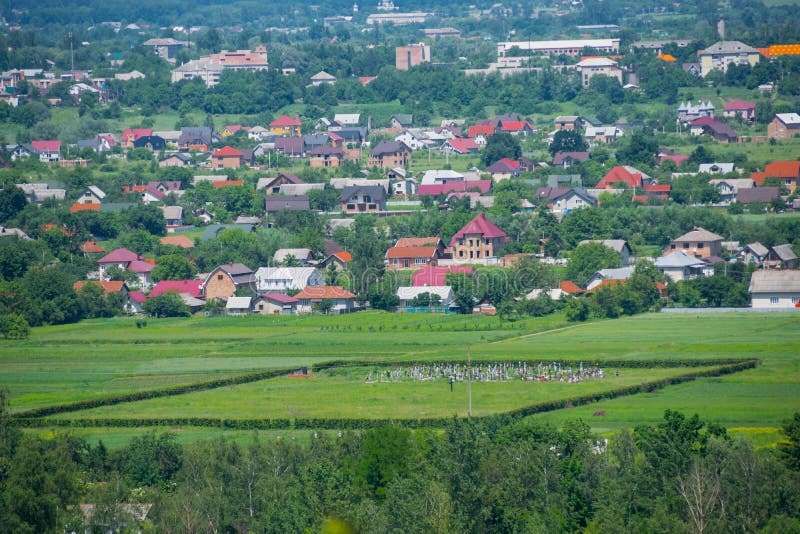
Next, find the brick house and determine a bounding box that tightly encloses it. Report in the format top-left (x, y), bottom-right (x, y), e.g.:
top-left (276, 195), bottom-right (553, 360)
top-left (201, 263), bottom-right (255, 300)
top-left (210, 146), bottom-right (244, 169)
top-left (664, 227), bottom-right (724, 259)
top-left (368, 141), bottom-right (410, 168)
top-left (448, 213), bottom-right (508, 262)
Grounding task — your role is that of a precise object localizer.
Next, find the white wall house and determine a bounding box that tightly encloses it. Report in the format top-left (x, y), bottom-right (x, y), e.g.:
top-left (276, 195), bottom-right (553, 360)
top-left (749, 270), bottom-right (800, 309)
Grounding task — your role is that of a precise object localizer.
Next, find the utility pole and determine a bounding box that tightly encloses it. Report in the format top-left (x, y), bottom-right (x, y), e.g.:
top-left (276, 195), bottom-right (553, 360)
top-left (68, 32), bottom-right (74, 72)
top-left (467, 346), bottom-right (472, 417)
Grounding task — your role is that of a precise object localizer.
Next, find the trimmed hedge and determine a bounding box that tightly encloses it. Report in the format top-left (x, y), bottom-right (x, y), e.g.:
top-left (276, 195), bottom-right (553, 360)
top-left (13, 359), bottom-right (759, 430)
top-left (12, 367), bottom-right (295, 419)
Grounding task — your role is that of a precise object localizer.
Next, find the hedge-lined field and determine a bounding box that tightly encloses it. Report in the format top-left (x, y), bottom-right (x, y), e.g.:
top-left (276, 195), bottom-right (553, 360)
top-left (2, 311), bottom-right (799, 443)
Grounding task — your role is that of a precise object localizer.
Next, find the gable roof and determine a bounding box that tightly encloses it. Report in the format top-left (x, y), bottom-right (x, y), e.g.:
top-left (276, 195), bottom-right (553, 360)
top-left (751, 160), bottom-right (800, 185)
top-left (553, 151), bottom-right (589, 165)
top-left (560, 280), bottom-right (584, 294)
top-left (128, 259), bottom-right (155, 273)
top-left (749, 270), bottom-right (800, 293)
top-left (160, 235), bottom-right (194, 249)
top-left (258, 292), bottom-right (299, 304)
top-left (397, 285), bottom-right (453, 302)
top-left (445, 138), bottom-right (479, 153)
top-left (212, 146), bottom-right (244, 157)
top-left (418, 180), bottom-right (492, 196)
top-left (655, 251), bottom-right (707, 268)
top-left (370, 141), bottom-right (409, 156)
top-left (736, 187), bottom-right (779, 204)
top-left (274, 248), bottom-right (313, 263)
top-left (294, 286), bottom-right (356, 299)
top-left (73, 280), bottom-right (128, 294)
top-left (745, 242), bottom-right (769, 257)
top-left (265, 195), bottom-right (310, 212)
top-left (449, 213), bottom-right (508, 246)
top-left (672, 227), bottom-right (724, 243)
top-left (724, 99), bottom-right (756, 111)
top-left (150, 279), bottom-right (203, 298)
top-left (701, 40), bottom-right (758, 56)
top-left (468, 125), bottom-right (496, 137)
top-left (270, 115), bottom-right (302, 127)
top-left (31, 140), bottom-right (61, 152)
top-left (485, 158), bottom-right (520, 174)
top-left (386, 246), bottom-right (438, 260)
top-left (578, 239), bottom-right (630, 254)
top-left (226, 296), bottom-right (252, 309)
top-left (339, 185), bottom-right (387, 203)
top-left (596, 166), bottom-right (648, 188)
top-left (395, 237), bottom-right (443, 248)
top-left (771, 244), bottom-right (797, 262)
top-left (98, 247), bottom-right (140, 264)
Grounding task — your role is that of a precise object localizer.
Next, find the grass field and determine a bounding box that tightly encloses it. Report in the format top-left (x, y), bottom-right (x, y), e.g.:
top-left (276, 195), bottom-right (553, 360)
top-left (2, 311), bottom-right (798, 446)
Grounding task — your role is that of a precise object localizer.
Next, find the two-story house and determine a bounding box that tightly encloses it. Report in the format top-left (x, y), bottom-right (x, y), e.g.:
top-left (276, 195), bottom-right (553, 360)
top-left (201, 263), bottom-right (255, 300)
top-left (448, 213), bottom-right (508, 262)
top-left (368, 141), bottom-right (410, 168)
top-left (339, 185), bottom-right (387, 213)
top-left (664, 227), bottom-right (724, 259)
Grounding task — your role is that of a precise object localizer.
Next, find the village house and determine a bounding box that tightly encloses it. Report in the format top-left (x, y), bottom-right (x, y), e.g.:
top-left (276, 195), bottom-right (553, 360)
top-left (709, 178), bottom-right (755, 205)
top-left (30, 140), bottom-right (61, 163)
top-left (554, 116), bottom-right (582, 131)
top-left (766, 244), bottom-right (799, 270)
top-left (161, 206), bottom-right (184, 227)
top-left (385, 242), bottom-right (442, 270)
top-left (309, 145), bottom-right (345, 167)
top-left (585, 266), bottom-right (635, 290)
top-left (294, 286), bottom-right (357, 314)
top-left (201, 263), bottom-right (255, 300)
top-left (265, 195), bottom-right (310, 214)
top-left (527, 280), bottom-right (584, 301)
top-left (270, 115), bottom-right (302, 136)
top-left (179, 127), bottom-right (217, 152)
top-left (96, 248), bottom-right (154, 287)
top-left (170, 47), bottom-right (268, 87)
top-left (540, 187), bottom-right (598, 215)
top-left (132, 135), bottom-right (166, 152)
top-left (273, 248), bottom-right (314, 265)
top-left (159, 153), bottom-right (192, 167)
top-left (225, 296), bottom-right (252, 316)
top-left (751, 160), bottom-right (800, 193)
top-left (368, 140), bottom-right (411, 169)
top-left (677, 101), bottom-right (715, 122)
top-left (596, 166), bottom-right (651, 189)
top-left (78, 185), bottom-right (106, 205)
top-left (257, 173), bottom-right (303, 193)
top-left (253, 293), bottom-right (299, 315)
top-left (122, 128), bottom-right (152, 148)
top-left (448, 213), bottom-right (508, 263)
top-left (584, 126), bottom-right (624, 145)
top-left (484, 158), bottom-right (521, 181)
top-left (664, 227), bottom-right (724, 259)
top-left (740, 242), bottom-right (770, 267)
top-left (255, 267), bottom-right (323, 292)
top-left (210, 146), bottom-right (244, 169)
top-left (310, 71), bottom-right (336, 86)
top-left (749, 270), bottom-right (800, 309)
top-left (396, 43), bottom-right (430, 70)
top-left (690, 117), bottom-right (739, 143)
top-left (723, 100), bottom-right (756, 122)
top-left (654, 251), bottom-right (714, 282)
top-left (339, 185), bottom-right (387, 213)
top-left (768, 113), bottom-right (800, 139)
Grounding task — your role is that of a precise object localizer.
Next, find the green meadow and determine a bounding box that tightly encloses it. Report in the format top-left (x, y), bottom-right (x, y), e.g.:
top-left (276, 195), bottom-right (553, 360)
top-left (2, 311), bottom-right (798, 445)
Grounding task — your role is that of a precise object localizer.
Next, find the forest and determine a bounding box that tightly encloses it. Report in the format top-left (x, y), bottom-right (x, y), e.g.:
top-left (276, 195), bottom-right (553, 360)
top-left (2, 391), bottom-right (799, 533)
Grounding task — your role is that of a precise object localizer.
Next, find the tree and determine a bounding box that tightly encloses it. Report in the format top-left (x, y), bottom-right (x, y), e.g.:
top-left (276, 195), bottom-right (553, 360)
top-left (779, 412), bottom-right (800, 471)
top-left (151, 255), bottom-right (196, 282)
top-left (142, 292), bottom-right (190, 317)
top-left (114, 431), bottom-right (183, 487)
top-left (0, 185), bottom-right (27, 223)
top-left (481, 132), bottom-right (521, 166)
top-left (549, 129), bottom-right (588, 156)
top-left (565, 243), bottom-right (621, 287)
top-left (0, 313), bottom-right (29, 339)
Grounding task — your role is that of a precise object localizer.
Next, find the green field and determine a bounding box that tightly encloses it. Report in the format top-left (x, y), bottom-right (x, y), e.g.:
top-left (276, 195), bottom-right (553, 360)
top-left (2, 311), bottom-right (798, 445)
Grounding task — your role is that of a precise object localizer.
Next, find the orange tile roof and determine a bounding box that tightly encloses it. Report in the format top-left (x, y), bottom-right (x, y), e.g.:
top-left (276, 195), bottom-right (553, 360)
top-left (333, 251), bottom-right (352, 262)
top-left (70, 203), bottom-right (101, 213)
top-left (81, 241), bottom-right (105, 253)
top-left (160, 235), bottom-right (195, 249)
top-left (763, 44), bottom-right (800, 58)
top-left (73, 280), bottom-right (126, 294)
top-left (657, 53), bottom-right (677, 62)
top-left (211, 146), bottom-right (244, 157)
top-left (294, 286), bottom-right (356, 299)
top-left (752, 160), bottom-right (800, 185)
top-left (395, 237), bottom-right (441, 247)
top-left (213, 180), bottom-right (244, 188)
top-left (560, 280), bottom-right (584, 294)
top-left (386, 246), bottom-right (438, 259)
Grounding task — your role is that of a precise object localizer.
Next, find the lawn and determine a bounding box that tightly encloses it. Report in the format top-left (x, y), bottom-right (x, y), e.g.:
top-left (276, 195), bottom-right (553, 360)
top-left (4, 311), bottom-right (799, 445)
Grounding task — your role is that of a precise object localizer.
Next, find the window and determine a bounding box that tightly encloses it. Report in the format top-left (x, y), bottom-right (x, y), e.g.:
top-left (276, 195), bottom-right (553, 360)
top-left (697, 243), bottom-right (704, 249)
top-left (671, 244), bottom-right (676, 249)
top-left (415, 258), bottom-right (427, 264)
top-left (770, 297), bottom-right (779, 304)
top-left (683, 243), bottom-right (690, 249)
top-left (347, 204), bottom-right (355, 210)
top-left (217, 274), bottom-right (224, 281)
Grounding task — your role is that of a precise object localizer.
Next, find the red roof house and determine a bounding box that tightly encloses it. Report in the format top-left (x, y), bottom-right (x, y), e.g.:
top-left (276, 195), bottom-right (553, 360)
top-left (596, 166), bottom-right (649, 189)
top-left (448, 213), bottom-right (508, 261)
top-left (211, 146), bottom-right (244, 169)
top-left (751, 160), bottom-right (800, 191)
top-left (443, 138), bottom-right (479, 154)
top-left (149, 279), bottom-right (204, 299)
top-left (468, 125), bottom-right (496, 138)
top-left (121, 128), bottom-right (152, 147)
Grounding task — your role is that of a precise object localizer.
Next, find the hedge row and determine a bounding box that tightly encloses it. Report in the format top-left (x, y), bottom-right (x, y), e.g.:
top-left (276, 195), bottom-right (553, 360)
top-left (312, 358), bottom-right (756, 372)
top-left (14, 359), bottom-right (758, 430)
top-left (12, 366), bottom-right (295, 419)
